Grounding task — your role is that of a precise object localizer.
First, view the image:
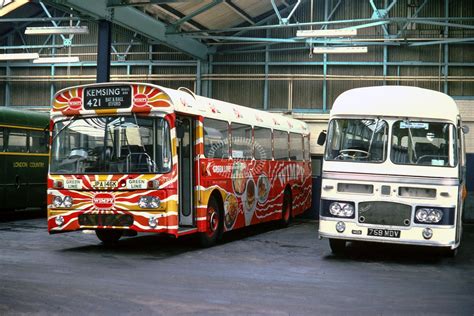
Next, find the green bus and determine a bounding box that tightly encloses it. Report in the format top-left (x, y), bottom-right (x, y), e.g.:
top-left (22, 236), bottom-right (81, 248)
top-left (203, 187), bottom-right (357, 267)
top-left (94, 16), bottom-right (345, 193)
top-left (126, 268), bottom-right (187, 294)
top-left (0, 107), bottom-right (49, 212)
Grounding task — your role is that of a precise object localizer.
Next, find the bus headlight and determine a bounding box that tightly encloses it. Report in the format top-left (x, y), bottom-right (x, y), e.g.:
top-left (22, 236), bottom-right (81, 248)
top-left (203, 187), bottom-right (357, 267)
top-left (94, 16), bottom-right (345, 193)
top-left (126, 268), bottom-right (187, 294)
top-left (53, 196), bottom-right (63, 208)
top-left (336, 221), bottom-right (346, 233)
top-left (149, 216), bottom-right (158, 228)
top-left (52, 195), bottom-right (73, 208)
top-left (329, 202), bottom-right (354, 217)
top-left (422, 227), bottom-right (433, 240)
top-left (63, 196), bottom-right (73, 208)
top-left (55, 215), bottom-right (65, 226)
top-left (416, 208), bottom-right (443, 223)
top-left (138, 196), bottom-right (160, 209)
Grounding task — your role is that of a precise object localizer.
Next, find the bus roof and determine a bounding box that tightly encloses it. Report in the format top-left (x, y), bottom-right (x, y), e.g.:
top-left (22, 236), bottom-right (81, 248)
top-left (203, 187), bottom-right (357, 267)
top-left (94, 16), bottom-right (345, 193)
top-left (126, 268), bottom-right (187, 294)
top-left (330, 86), bottom-right (459, 123)
top-left (0, 107), bottom-right (49, 129)
top-left (53, 82), bottom-right (309, 134)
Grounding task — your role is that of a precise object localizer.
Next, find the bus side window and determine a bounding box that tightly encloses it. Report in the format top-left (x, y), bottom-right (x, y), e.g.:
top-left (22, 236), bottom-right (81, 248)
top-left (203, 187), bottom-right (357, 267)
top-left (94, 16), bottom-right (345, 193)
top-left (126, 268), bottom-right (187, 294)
top-left (304, 135), bottom-right (311, 161)
top-left (203, 118), bottom-right (229, 159)
top-left (290, 133), bottom-right (304, 161)
top-left (231, 123), bottom-right (253, 159)
top-left (274, 130), bottom-right (289, 161)
top-left (29, 130), bottom-right (49, 153)
top-left (0, 127), bottom-right (4, 151)
top-left (7, 129), bottom-right (27, 153)
top-left (254, 127), bottom-right (272, 160)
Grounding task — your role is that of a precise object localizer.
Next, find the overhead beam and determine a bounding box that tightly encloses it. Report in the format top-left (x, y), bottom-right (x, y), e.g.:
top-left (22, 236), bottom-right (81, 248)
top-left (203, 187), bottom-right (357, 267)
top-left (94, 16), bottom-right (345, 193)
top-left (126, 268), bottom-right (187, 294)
top-left (107, 0), bottom-right (203, 7)
top-left (172, 0), bottom-right (222, 28)
top-left (223, 0), bottom-right (255, 25)
top-left (158, 3), bottom-right (209, 31)
top-left (45, 0), bottom-right (209, 59)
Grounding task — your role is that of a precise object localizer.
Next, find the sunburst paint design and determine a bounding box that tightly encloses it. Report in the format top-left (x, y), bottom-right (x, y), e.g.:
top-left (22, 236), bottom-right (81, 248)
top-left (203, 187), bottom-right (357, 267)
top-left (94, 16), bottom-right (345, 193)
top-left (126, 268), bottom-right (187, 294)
top-left (52, 84), bottom-right (172, 116)
top-left (131, 85), bottom-right (172, 112)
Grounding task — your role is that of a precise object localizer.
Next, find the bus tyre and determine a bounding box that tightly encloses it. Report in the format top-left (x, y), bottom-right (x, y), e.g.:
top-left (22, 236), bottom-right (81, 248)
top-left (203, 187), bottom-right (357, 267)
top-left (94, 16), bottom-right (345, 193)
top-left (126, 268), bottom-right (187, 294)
top-left (280, 190), bottom-right (292, 228)
top-left (96, 229), bottom-right (123, 245)
top-left (329, 238), bottom-right (346, 255)
top-left (199, 198), bottom-right (222, 248)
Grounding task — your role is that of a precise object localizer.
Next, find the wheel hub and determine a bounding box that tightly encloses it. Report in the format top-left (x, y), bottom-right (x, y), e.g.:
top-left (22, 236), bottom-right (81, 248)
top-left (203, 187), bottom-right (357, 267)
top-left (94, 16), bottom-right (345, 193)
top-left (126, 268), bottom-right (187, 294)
top-left (209, 210), bottom-right (218, 232)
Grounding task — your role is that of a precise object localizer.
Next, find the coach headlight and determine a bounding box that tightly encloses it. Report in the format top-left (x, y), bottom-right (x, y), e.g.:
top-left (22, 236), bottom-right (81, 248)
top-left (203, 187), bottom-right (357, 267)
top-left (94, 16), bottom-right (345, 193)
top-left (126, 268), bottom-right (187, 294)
top-left (52, 195), bottom-right (73, 208)
top-left (53, 196), bottom-right (63, 208)
top-left (62, 196), bottom-right (73, 208)
top-left (329, 202), bottom-right (354, 218)
top-left (138, 196), bottom-right (160, 209)
top-left (416, 208), bottom-right (443, 223)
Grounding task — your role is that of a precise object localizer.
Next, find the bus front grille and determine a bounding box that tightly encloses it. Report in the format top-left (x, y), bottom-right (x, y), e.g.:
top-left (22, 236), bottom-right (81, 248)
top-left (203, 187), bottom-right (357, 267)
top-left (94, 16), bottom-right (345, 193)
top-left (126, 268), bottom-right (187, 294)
top-left (78, 214), bottom-right (134, 227)
top-left (358, 202), bottom-right (412, 226)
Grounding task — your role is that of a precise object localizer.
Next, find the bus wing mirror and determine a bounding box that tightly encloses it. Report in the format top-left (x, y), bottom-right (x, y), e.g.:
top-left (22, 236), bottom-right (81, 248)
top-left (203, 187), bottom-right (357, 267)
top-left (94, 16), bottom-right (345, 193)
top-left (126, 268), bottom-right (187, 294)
top-left (317, 130), bottom-right (327, 146)
top-left (462, 125), bottom-right (470, 134)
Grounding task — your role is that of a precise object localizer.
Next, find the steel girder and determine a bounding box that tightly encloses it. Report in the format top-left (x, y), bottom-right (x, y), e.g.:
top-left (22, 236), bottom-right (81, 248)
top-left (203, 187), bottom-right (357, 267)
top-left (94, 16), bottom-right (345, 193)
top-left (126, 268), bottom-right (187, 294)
top-left (45, 0), bottom-right (209, 59)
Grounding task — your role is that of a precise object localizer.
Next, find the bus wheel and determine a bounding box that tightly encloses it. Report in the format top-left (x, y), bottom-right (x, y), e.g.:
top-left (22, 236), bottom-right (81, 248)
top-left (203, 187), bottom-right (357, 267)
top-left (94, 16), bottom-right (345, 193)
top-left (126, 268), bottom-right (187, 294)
top-left (96, 229), bottom-right (123, 245)
top-left (329, 238), bottom-right (346, 255)
top-left (280, 191), bottom-right (292, 227)
top-left (198, 198), bottom-right (222, 248)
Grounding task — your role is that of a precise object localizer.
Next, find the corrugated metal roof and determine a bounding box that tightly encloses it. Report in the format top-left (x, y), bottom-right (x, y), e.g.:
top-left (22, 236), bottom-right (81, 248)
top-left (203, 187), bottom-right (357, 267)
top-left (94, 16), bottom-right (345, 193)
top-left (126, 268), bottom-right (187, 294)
top-left (140, 0), bottom-right (287, 32)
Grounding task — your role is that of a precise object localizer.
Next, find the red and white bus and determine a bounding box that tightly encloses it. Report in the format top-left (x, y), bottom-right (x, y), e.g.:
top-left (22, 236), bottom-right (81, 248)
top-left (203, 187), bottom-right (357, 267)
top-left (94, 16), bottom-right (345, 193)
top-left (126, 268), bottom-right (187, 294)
top-left (47, 83), bottom-right (312, 246)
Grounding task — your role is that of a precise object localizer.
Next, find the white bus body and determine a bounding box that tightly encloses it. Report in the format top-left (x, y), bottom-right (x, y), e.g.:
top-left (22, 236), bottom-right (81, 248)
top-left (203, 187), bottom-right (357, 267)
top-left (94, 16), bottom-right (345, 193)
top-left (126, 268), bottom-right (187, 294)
top-left (319, 86), bottom-right (467, 255)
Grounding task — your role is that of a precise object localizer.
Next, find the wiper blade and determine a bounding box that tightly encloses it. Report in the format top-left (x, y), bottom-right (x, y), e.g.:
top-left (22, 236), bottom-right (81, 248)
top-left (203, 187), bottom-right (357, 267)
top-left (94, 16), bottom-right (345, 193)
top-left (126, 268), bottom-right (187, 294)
top-left (52, 116), bottom-right (76, 141)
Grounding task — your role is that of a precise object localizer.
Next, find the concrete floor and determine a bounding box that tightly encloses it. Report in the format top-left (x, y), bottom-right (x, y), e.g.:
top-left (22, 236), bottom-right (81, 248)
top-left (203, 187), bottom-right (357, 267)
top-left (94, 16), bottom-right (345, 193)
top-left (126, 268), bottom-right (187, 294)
top-left (1, 212), bottom-right (473, 315)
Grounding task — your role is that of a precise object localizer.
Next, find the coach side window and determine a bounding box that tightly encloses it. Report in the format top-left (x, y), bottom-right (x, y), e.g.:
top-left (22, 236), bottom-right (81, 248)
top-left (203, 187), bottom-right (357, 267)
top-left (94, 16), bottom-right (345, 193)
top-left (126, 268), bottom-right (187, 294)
top-left (290, 133), bottom-right (304, 161)
top-left (304, 136), bottom-right (310, 161)
top-left (274, 130), bottom-right (289, 160)
top-left (29, 130), bottom-right (49, 153)
top-left (203, 118), bottom-right (229, 159)
top-left (254, 127), bottom-right (272, 160)
top-left (7, 129), bottom-right (27, 153)
top-left (231, 123), bottom-right (253, 159)
top-left (0, 128), bottom-right (3, 151)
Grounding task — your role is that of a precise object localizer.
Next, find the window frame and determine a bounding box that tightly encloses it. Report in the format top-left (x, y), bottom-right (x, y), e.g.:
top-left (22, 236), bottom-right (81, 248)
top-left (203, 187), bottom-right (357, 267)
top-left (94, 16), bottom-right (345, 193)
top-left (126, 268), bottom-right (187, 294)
top-left (203, 118), bottom-right (230, 159)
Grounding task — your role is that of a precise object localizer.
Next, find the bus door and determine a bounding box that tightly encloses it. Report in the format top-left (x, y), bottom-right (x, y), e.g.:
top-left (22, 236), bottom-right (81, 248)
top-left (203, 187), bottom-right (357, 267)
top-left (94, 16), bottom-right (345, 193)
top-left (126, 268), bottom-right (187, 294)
top-left (176, 116), bottom-right (195, 227)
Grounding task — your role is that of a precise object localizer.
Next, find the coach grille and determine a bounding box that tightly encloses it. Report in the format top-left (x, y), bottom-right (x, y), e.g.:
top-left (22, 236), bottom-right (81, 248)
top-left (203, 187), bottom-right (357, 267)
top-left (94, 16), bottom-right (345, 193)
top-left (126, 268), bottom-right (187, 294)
top-left (78, 214), bottom-right (134, 227)
top-left (358, 202), bottom-right (412, 226)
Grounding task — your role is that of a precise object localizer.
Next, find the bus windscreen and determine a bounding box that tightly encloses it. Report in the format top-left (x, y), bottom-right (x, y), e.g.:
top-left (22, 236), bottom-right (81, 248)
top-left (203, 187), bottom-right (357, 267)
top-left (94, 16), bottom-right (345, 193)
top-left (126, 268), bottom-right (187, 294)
top-left (50, 116), bottom-right (171, 174)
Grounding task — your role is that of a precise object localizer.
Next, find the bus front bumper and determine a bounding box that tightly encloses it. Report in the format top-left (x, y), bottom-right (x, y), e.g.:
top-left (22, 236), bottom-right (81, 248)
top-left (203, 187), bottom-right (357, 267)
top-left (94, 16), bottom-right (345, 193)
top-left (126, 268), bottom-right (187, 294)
top-left (48, 209), bottom-right (180, 236)
top-left (319, 218), bottom-right (457, 249)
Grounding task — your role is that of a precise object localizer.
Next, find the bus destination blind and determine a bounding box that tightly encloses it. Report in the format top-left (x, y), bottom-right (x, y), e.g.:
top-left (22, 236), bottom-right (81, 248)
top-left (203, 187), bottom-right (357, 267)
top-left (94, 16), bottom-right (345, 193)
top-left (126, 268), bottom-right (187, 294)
top-left (84, 86), bottom-right (132, 109)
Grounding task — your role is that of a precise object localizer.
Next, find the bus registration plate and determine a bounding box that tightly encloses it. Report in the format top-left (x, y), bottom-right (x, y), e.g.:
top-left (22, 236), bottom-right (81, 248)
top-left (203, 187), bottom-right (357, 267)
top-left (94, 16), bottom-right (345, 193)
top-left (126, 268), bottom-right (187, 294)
top-left (367, 228), bottom-right (400, 238)
top-left (84, 85), bottom-right (131, 109)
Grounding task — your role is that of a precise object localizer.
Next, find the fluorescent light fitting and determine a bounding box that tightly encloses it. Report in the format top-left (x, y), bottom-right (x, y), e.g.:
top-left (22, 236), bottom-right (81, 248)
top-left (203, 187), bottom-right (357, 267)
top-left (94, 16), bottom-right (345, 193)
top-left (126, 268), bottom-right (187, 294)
top-left (297, 29), bottom-right (357, 38)
top-left (312, 46), bottom-right (368, 54)
top-left (25, 26), bottom-right (89, 35)
top-left (32, 57), bottom-right (80, 64)
top-left (0, 53), bottom-right (39, 60)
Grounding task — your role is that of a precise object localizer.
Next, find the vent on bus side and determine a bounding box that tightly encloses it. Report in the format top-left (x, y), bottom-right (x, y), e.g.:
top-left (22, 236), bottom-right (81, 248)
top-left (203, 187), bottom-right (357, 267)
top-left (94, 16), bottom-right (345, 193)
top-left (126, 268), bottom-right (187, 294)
top-left (337, 183), bottom-right (374, 194)
top-left (398, 187), bottom-right (436, 198)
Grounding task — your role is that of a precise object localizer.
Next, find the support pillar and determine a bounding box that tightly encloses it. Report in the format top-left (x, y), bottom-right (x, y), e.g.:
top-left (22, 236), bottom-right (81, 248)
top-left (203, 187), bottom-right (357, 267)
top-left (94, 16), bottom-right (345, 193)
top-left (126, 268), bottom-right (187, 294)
top-left (322, 0), bottom-right (328, 111)
top-left (196, 59), bottom-right (202, 95)
top-left (4, 35), bottom-right (12, 106)
top-left (444, 0), bottom-right (449, 94)
top-left (263, 25), bottom-right (270, 110)
top-left (97, 20), bottom-right (112, 83)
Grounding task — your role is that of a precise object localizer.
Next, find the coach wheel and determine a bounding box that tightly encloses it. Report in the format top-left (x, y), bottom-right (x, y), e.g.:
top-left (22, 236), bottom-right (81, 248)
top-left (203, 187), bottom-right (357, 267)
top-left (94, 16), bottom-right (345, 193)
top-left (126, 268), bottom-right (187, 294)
top-left (329, 238), bottom-right (346, 255)
top-left (198, 197), bottom-right (222, 248)
top-left (96, 229), bottom-right (123, 245)
top-left (280, 190), bottom-right (292, 228)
